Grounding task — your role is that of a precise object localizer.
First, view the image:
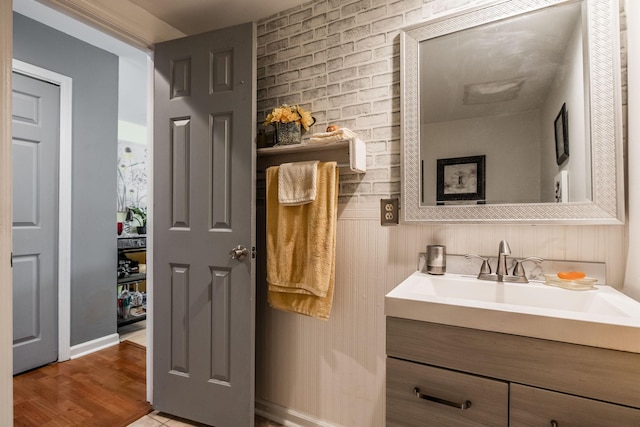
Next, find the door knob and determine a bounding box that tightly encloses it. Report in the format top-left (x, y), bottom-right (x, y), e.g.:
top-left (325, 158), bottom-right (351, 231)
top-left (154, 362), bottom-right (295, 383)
top-left (229, 245), bottom-right (248, 262)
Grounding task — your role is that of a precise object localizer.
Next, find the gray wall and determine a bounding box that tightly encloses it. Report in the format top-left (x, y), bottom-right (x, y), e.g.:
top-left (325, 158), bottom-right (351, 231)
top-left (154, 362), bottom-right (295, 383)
top-left (13, 12), bottom-right (118, 346)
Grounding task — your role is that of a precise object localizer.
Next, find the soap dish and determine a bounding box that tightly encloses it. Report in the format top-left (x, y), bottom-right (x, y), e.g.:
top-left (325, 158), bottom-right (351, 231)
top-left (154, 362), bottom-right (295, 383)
top-left (543, 274), bottom-right (598, 291)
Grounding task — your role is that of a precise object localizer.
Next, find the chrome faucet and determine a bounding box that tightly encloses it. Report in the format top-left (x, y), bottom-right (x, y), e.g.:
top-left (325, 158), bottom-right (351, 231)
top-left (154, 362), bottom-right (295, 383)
top-left (496, 240), bottom-right (511, 281)
top-left (465, 240), bottom-right (542, 283)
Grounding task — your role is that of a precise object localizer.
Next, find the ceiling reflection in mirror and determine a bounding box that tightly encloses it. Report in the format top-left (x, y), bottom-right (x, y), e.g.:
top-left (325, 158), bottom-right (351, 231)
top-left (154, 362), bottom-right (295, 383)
top-left (419, 1), bottom-right (589, 206)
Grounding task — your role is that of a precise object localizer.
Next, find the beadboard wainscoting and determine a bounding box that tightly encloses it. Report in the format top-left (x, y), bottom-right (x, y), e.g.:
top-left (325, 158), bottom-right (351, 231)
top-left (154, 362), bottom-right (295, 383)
top-left (256, 207), bottom-right (626, 427)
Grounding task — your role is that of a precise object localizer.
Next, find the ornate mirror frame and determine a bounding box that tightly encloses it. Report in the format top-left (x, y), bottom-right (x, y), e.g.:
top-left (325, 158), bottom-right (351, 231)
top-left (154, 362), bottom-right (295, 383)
top-left (400, 0), bottom-right (624, 224)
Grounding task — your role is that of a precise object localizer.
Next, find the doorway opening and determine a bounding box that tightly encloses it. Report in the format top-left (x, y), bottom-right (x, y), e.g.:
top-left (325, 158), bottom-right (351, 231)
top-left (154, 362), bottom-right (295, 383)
top-left (13, 0), bottom-right (152, 394)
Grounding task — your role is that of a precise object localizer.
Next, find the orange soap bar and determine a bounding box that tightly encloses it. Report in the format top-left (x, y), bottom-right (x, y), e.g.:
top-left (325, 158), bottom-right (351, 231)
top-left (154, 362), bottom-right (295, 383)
top-left (557, 271), bottom-right (586, 280)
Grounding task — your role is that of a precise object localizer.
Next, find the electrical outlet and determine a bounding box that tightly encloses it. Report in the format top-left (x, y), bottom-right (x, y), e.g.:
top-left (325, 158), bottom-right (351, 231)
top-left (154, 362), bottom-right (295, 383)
top-left (380, 198), bottom-right (399, 226)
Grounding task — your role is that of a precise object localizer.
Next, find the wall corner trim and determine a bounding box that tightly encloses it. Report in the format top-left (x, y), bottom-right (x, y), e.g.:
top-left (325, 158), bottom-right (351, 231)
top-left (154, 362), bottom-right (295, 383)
top-left (69, 333), bottom-right (120, 359)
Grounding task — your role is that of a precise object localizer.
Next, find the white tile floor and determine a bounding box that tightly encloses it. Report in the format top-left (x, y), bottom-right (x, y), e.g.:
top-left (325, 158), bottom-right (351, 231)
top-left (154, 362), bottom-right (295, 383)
top-left (118, 319), bottom-right (147, 346)
top-left (128, 411), bottom-right (282, 426)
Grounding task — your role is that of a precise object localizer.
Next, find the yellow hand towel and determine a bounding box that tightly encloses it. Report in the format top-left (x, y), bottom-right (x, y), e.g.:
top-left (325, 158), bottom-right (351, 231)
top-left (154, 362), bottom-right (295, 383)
top-left (278, 161), bottom-right (319, 206)
top-left (266, 161), bottom-right (338, 320)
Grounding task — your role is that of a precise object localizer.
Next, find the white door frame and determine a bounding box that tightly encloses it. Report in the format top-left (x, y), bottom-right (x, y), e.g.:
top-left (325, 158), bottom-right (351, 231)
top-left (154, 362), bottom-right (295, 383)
top-left (1, 1), bottom-right (14, 422)
top-left (12, 59), bottom-right (73, 363)
top-left (144, 53), bottom-right (154, 404)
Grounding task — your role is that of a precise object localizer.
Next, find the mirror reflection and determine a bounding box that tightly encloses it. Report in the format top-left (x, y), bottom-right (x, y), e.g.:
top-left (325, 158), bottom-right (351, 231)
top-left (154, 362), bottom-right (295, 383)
top-left (419, 1), bottom-right (589, 206)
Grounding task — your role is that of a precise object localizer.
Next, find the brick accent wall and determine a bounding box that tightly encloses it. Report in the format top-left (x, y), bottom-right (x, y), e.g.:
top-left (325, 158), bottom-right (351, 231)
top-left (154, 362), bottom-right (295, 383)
top-left (257, 0), bottom-right (427, 204)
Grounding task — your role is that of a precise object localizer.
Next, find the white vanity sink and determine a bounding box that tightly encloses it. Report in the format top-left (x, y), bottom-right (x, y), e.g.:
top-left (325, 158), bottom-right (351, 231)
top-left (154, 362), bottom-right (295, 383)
top-left (385, 271), bottom-right (640, 353)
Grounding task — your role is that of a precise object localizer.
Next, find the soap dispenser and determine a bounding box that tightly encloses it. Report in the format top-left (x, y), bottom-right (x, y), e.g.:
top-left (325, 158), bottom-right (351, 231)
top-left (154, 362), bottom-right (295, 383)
top-left (426, 245), bottom-right (446, 275)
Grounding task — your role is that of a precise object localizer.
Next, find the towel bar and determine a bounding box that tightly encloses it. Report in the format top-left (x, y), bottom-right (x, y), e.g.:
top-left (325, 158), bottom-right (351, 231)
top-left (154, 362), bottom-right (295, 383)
top-left (256, 162), bottom-right (350, 174)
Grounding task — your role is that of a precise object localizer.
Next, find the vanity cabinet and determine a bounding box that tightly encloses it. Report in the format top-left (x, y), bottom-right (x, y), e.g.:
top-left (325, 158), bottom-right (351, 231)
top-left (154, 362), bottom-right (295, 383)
top-left (386, 317), bottom-right (640, 426)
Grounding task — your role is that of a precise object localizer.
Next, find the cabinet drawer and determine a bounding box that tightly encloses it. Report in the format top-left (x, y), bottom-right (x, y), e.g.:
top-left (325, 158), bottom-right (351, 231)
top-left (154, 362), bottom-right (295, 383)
top-left (387, 357), bottom-right (508, 426)
top-left (510, 384), bottom-right (640, 426)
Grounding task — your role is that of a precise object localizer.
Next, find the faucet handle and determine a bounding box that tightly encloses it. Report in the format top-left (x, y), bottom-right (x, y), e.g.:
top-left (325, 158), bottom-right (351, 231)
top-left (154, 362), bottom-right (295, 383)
top-left (465, 254), bottom-right (492, 275)
top-left (512, 256), bottom-right (543, 278)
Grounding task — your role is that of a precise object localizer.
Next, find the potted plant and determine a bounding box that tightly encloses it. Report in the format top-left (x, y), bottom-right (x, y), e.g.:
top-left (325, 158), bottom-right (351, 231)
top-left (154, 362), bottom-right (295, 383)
top-left (263, 104), bottom-right (315, 145)
top-left (129, 206), bottom-right (147, 235)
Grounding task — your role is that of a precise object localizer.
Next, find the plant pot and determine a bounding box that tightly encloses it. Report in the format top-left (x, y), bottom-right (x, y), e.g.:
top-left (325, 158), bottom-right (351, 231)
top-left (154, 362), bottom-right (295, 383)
top-left (275, 121), bottom-right (301, 145)
top-left (136, 226), bottom-right (147, 235)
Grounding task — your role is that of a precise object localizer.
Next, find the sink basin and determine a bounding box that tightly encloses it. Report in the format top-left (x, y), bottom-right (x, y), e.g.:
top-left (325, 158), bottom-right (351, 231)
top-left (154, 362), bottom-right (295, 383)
top-left (385, 271), bottom-right (640, 353)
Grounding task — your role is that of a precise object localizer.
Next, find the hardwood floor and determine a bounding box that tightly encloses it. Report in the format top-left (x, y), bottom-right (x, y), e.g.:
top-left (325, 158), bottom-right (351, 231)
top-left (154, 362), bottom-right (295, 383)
top-left (14, 341), bottom-right (151, 427)
top-left (14, 337), bottom-right (283, 427)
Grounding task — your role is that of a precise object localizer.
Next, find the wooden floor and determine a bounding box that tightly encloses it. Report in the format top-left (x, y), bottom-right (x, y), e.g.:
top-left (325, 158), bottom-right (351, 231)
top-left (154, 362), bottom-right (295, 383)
top-left (14, 341), bottom-right (151, 427)
top-left (14, 337), bottom-right (283, 427)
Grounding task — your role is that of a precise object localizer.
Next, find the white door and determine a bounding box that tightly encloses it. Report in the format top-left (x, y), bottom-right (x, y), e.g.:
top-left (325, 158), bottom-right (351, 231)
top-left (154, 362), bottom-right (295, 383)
top-left (12, 71), bottom-right (60, 374)
top-left (153, 22), bottom-right (256, 426)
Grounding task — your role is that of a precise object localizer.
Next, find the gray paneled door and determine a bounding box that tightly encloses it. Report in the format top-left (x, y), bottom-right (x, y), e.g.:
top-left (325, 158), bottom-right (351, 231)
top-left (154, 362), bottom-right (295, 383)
top-left (153, 23), bottom-right (256, 426)
top-left (12, 71), bottom-right (60, 375)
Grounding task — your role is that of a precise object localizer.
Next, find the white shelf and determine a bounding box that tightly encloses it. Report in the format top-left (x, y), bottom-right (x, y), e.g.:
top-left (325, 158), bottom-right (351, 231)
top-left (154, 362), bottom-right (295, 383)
top-left (257, 139), bottom-right (366, 173)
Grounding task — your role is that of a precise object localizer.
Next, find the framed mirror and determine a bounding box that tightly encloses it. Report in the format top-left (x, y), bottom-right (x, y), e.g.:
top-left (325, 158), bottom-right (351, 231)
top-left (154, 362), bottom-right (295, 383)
top-left (401, 0), bottom-right (623, 223)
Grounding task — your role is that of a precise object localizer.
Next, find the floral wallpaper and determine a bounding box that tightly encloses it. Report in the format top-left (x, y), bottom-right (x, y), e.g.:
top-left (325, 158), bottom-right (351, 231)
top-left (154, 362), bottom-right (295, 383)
top-left (117, 141), bottom-right (147, 212)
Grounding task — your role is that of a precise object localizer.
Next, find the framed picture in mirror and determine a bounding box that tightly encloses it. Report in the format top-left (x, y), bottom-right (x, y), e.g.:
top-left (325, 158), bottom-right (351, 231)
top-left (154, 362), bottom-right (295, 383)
top-left (555, 103), bottom-right (569, 165)
top-left (554, 170), bottom-right (569, 203)
top-left (436, 155), bottom-right (486, 204)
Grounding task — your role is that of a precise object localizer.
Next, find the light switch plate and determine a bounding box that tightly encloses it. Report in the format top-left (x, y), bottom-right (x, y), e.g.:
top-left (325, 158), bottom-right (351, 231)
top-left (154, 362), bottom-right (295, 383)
top-left (380, 198), bottom-right (399, 226)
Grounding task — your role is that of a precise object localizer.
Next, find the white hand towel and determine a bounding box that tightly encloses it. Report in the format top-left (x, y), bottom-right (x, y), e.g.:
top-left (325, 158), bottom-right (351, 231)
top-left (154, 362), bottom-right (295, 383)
top-left (278, 161), bottom-right (319, 205)
top-left (310, 128), bottom-right (358, 143)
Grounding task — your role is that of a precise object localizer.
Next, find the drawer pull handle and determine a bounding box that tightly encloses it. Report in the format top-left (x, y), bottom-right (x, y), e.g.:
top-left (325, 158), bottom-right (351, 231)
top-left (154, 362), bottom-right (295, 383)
top-left (413, 387), bottom-right (472, 410)
top-left (551, 421), bottom-right (558, 427)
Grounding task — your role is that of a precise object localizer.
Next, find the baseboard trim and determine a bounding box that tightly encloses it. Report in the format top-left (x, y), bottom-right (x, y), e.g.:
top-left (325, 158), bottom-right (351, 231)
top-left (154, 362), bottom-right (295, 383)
top-left (256, 399), bottom-right (337, 427)
top-left (69, 333), bottom-right (120, 359)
